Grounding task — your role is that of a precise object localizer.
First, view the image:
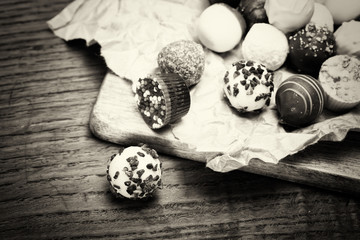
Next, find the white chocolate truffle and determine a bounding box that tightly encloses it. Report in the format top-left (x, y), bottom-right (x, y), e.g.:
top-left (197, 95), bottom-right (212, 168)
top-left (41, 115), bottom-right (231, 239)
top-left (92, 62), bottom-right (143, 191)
top-left (319, 55), bottom-right (360, 112)
top-left (106, 146), bottom-right (162, 199)
top-left (325, 0), bottom-right (360, 25)
top-left (264, 0), bottom-right (315, 33)
top-left (334, 20), bottom-right (360, 58)
top-left (223, 60), bottom-right (274, 113)
top-left (310, 2), bottom-right (334, 32)
top-left (196, 3), bottom-right (246, 53)
top-left (241, 23), bottom-right (289, 71)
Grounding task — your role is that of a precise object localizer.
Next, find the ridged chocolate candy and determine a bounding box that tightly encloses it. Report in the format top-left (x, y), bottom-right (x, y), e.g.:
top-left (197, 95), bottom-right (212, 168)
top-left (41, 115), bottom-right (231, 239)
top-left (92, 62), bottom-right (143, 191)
top-left (275, 74), bottom-right (325, 127)
top-left (135, 73), bottom-right (190, 129)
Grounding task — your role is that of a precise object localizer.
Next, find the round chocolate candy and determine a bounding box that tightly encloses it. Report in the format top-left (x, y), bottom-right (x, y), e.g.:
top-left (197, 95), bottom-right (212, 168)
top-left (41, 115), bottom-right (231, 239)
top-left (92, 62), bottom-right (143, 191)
top-left (275, 74), bottom-right (325, 127)
top-left (223, 60), bottom-right (274, 113)
top-left (288, 23), bottom-right (336, 77)
top-left (157, 40), bottom-right (205, 87)
top-left (106, 145), bottom-right (163, 200)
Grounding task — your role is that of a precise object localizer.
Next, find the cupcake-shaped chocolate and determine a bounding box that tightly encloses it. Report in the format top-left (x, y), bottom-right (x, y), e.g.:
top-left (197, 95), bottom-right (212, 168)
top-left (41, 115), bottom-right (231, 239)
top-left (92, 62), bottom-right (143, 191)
top-left (288, 22), bottom-right (336, 77)
top-left (106, 145), bottom-right (163, 200)
top-left (223, 60), bottom-right (274, 113)
top-left (318, 55), bottom-right (360, 112)
top-left (135, 73), bottom-right (190, 129)
top-left (276, 74), bottom-right (325, 127)
top-left (157, 40), bottom-right (205, 87)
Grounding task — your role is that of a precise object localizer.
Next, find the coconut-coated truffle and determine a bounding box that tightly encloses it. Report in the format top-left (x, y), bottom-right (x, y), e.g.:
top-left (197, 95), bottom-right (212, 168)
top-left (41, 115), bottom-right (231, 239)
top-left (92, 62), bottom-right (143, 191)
top-left (241, 23), bottom-right (289, 71)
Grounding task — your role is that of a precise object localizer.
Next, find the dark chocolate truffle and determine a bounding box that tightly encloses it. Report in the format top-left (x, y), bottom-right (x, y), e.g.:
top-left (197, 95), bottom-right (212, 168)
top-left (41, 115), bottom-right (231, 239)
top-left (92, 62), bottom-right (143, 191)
top-left (275, 74), bottom-right (325, 127)
top-left (288, 23), bottom-right (336, 77)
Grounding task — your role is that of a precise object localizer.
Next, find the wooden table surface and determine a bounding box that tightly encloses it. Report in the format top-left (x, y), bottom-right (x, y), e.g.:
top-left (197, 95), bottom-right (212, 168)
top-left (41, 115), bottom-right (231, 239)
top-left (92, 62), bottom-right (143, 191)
top-left (1, 1), bottom-right (360, 239)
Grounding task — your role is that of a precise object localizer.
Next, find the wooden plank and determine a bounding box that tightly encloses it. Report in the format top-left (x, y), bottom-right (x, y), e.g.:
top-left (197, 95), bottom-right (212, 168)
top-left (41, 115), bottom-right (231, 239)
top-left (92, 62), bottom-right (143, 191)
top-left (90, 72), bottom-right (360, 195)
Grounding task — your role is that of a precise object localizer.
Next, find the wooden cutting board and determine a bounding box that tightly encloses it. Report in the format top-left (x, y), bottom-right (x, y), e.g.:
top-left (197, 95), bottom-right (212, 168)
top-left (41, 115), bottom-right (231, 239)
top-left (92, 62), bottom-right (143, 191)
top-left (90, 72), bottom-right (360, 195)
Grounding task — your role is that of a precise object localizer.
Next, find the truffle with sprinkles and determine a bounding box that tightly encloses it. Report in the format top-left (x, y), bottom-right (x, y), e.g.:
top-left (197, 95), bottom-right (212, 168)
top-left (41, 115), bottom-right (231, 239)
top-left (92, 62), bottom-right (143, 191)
top-left (135, 73), bottom-right (190, 129)
top-left (106, 145), bottom-right (163, 200)
top-left (223, 60), bottom-right (274, 113)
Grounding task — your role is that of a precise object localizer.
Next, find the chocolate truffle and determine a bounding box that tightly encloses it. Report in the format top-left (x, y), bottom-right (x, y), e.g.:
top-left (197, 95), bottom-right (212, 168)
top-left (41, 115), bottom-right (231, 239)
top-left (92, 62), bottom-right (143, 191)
top-left (106, 145), bottom-right (163, 200)
top-left (264, 0), bottom-right (314, 34)
top-left (310, 2), bottom-right (334, 32)
top-left (241, 23), bottom-right (289, 71)
top-left (276, 74), bottom-right (325, 127)
top-left (334, 20), bottom-right (360, 58)
top-left (157, 40), bottom-right (205, 87)
top-left (135, 73), bottom-right (190, 129)
top-left (288, 22), bottom-right (336, 77)
top-left (196, 3), bottom-right (246, 53)
top-left (325, 0), bottom-right (360, 25)
top-left (319, 55), bottom-right (360, 112)
top-left (223, 60), bottom-right (274, 113)
top-left (238, 0), bottom-right (268, 31)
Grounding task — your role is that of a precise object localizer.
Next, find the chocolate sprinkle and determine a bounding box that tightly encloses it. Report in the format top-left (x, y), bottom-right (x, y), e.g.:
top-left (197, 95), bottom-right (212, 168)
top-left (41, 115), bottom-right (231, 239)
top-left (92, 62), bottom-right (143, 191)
top-left (126, 184), bottom-right (137, 195)
top-left (137, 152), bottom-right (145, 157)
top-left (137, 169), bottom-right (145, 178)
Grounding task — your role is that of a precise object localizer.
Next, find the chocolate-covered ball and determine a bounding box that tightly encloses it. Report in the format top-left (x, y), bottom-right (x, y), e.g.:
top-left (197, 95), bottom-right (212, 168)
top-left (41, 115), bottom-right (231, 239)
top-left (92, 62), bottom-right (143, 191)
top-left (223, 60), bottom-right (274, 113)
top-left (238, 0), bottom-right (268, 31)
top-left (106, 145), bottom-right (163, 200)
top-left (158, 40), bottom-right (205, 87)
top-left (275, 74), bottom-right (325, 127)
top-left (288, 23), bottom-right (336, 77)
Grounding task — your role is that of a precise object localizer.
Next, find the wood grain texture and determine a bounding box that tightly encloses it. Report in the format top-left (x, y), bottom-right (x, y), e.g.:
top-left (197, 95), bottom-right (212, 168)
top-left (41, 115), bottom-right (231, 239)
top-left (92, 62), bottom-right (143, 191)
top-left (1, 1), bottom-right (360, 239)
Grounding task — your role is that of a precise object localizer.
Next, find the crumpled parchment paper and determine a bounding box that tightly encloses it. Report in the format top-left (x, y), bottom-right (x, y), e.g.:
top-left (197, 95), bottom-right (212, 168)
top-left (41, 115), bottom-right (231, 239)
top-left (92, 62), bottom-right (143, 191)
top-left (48, 0), bottom-right (360, 172)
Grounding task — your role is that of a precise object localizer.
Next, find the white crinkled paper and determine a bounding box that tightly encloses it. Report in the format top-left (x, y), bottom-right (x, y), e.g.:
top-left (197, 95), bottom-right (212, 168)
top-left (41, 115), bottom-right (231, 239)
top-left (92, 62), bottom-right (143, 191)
top-left (48, 0), bottom-right (360, 172)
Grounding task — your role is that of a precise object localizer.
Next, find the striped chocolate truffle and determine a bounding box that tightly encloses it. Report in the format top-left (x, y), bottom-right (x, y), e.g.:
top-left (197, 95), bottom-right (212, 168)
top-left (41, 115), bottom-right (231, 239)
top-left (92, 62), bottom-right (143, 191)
top-left (106, 145), bottom-right (163, 200)
top-left (135, 73), bottom-right (190, 129)
top-left (275, 74), bottom-right (325, 127)
top-left (157, 40), bottom-right (205, 87)
top-left (223, 60), bottom-right (274, 113)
